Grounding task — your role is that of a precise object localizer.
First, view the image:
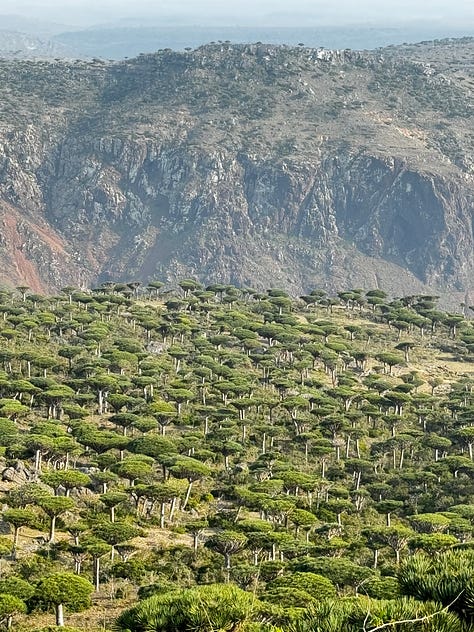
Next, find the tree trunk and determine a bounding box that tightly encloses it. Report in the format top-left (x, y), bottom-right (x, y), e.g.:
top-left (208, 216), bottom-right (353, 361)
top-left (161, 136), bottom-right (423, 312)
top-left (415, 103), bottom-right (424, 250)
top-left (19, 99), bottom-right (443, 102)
top-left (169, 497), bottom-right (177, 522)
top-left (35, 449), bottom-right (41, 472)
top-left (49, 515), bottom-right (56, 543)
top-left (182, 481), bottom-right (193, 510)
top-left (94, 557), bottom-right (100, 591)
top-left (56, 603), bottom-right (64, 627)
top-left (12, 526), bottom-right (20, 559)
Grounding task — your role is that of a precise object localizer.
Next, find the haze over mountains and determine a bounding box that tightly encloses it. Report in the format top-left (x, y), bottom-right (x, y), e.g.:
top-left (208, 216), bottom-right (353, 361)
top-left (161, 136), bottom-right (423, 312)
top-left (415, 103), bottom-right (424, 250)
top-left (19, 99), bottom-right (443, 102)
top-left (0, 30), bottom-right (79, 60)
top-left (51, 24), bottom-right (474, 60)
top-left (3, 0), bottom-right (474, 27)
top-left (0, 7), bottom-right (473, 59)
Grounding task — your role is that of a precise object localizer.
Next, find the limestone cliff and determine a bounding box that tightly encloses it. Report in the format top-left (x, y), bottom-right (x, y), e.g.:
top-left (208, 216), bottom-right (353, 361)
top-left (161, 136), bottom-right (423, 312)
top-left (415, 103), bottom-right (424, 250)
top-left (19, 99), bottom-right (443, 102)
top-left (0, 40), bottom-right (472, 300)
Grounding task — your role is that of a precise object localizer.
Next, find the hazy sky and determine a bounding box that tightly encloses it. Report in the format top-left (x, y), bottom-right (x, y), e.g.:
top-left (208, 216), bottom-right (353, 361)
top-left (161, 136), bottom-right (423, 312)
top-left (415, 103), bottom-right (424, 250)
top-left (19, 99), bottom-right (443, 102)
top-left (1, 0), bottom-right (473, 27)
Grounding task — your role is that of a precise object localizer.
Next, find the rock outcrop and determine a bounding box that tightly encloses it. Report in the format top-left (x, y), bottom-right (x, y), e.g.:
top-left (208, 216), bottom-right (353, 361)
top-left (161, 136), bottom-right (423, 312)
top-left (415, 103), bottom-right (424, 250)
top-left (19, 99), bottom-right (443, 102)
top-left (2, 461), bottom-right (33, 485)
top-left (0, 40), bottom-right (472, 301)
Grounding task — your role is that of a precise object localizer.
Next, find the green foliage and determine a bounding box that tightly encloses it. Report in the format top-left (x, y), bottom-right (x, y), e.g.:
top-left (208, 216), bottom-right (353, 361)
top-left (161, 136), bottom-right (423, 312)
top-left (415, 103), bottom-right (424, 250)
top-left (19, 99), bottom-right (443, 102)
top-left (290, 558), bottom-right (373, 590)
top-left (2, 508), bottom-right (36, 530)
top-left (0, 593), bottom-right (27, 621)
top-left (110, 559), bottom-right (147, 583)
top-left (94, 522), bottom-right (142, 546)
top-left (33, 572), bottom-right (93, 611)
top-left (362, 576), bottom-right (400, 600)
top-left (398, 550), bottom-right (474, 622)
top-left (0, 577), bottom-right (34, 601)
top-left (116, 583), bottom-right (269, 632)
top-left (0, 280), bottom-right (471, 629)
top-left (289, 596), bottom-right (467, 632)
top-left (263, 572), bottom-right (336, 607)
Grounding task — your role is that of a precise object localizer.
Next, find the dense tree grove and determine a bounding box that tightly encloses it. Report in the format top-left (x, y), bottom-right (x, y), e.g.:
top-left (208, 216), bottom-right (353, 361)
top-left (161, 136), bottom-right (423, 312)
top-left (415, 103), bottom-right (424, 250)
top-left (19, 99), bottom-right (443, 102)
top-left (0, 281), bottom-right (472, 631)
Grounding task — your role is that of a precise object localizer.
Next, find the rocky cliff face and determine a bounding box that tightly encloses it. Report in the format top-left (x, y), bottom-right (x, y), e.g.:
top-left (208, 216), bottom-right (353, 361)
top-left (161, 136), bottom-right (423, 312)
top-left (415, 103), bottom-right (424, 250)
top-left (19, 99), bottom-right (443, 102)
top-left (0, 41), bottom-right (472, 301)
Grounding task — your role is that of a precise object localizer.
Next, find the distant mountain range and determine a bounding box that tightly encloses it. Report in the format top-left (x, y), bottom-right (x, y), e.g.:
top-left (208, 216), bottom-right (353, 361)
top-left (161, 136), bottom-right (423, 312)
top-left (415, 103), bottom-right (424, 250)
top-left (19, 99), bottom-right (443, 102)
top-left (0, 13), bottom-right (473, 60)
top-left (0, 30), bottom-right (81, 60)
top-left (51, 24), bottom-right (474, 59)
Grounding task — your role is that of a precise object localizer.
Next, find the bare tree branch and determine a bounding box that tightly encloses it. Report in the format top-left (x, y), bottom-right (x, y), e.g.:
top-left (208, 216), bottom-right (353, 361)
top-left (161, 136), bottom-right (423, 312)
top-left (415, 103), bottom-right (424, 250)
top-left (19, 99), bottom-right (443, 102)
top-left (364, 592), bottom-right (464, 632)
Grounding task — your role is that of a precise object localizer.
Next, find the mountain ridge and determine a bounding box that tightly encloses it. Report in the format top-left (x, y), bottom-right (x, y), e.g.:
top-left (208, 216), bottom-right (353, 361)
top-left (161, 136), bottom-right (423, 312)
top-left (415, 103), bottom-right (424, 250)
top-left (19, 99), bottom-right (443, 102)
top-left (0, 40), bottom-right (472, 303)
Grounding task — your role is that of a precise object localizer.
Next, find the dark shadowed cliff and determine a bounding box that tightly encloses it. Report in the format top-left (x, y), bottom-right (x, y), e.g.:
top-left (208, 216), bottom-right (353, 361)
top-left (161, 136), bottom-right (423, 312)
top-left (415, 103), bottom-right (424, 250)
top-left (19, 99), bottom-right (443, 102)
top-left (0, 39), bottom-right (472, 300)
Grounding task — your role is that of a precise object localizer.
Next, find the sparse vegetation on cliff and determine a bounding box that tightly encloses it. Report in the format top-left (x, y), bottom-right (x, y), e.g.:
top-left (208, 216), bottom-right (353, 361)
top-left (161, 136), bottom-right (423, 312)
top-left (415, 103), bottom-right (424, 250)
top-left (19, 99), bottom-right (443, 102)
top-left (0, 40), bottom-right (472, 301)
